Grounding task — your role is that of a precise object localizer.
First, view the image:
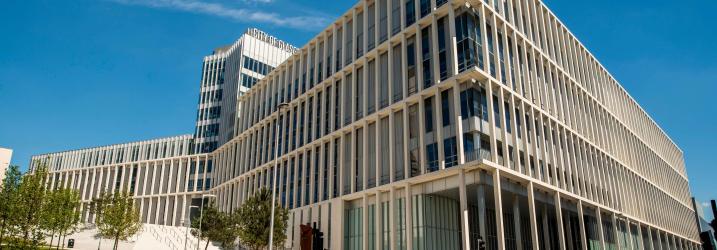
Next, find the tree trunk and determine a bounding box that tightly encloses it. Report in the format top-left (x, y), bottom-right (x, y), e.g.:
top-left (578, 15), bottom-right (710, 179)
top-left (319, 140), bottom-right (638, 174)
top-left (114, 235), bottom-right (120, 250)
top-left (0, 219), bottom-right (6, 248)
top-left (56, 233), bottom-right (61, 250)
top-left (49, 233), bottom-right (55, 249)
top-left (204, 239), bottom-right (210, 250)
top-left (62, 233), bottom-right (67, 249)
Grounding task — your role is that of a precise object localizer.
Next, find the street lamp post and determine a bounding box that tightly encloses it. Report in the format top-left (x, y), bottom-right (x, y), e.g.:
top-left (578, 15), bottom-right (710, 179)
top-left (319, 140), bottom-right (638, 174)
top-left (269, 103), bottom-right (289, 250)
top-left (197, 194), bottom-right (216, 250)
top-left (185, 205), bottom-right (200, 250)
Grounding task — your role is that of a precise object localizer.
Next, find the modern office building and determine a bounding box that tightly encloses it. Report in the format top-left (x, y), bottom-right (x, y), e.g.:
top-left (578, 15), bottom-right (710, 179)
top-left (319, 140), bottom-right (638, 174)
top-left (0, 147), bottom-right (12, 182)
top-left (30, 135), bottom-right (213, 226)
top-left (194, 28), bottom-right (298, 153)
top-left (31, 0), bottom-right (700, 249)
top-left (31, 28), bottom-right (295, 227)
top-left (207, 0), bottom-right (700, 249)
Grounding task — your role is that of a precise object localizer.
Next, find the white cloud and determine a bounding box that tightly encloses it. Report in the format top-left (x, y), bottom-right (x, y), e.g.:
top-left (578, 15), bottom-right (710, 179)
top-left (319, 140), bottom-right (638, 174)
top-left (110, 0), bottom-right (328, 30)
top-left (242, 0), bottom-right (273, 3)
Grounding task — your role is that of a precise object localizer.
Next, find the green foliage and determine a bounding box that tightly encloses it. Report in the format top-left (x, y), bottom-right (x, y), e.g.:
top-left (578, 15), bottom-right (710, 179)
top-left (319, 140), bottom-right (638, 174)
top-left (94, 191), bottom-right (143, 250)
top-left (190, 202), bottom-right (240, 250)
top-left (235, 188), bottom-right (289, 250)
top-left (0, 161), bottom-right (84, 249)
top-left (42, 187), bottom-right (82, 249)
top-left (0, 165), bottom-right (22, 247)
top-left (16, 164), bottom-right (50, 248)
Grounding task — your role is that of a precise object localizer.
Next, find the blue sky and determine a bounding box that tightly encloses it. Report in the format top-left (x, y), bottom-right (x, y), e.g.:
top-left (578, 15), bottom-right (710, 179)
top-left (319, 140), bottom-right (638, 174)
top-left (0, 0), bottom-right (714, 214)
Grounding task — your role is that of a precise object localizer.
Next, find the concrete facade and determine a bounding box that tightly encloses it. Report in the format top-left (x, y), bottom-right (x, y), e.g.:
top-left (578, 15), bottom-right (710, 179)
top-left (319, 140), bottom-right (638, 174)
top-left (31, 28), bottom-right (296, 232)
top-left (194, 28), bottom-right (298, 153)
top-left (31, 135), bottom-right (213, 227)
top-left (209, 0), bottom-right (700, 249)
top-left (29, 1), bottom-right (701, 249)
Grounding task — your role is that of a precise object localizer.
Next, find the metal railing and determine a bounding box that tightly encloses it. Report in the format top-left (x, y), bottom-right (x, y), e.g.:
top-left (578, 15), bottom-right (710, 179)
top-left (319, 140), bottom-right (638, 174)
top-left (464, 148), bottom-right (491, 163)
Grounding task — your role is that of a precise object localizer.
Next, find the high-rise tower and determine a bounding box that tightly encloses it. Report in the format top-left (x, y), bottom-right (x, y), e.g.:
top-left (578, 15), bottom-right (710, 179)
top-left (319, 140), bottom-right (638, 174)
top-left (194, 28), bottom-right (297, 153)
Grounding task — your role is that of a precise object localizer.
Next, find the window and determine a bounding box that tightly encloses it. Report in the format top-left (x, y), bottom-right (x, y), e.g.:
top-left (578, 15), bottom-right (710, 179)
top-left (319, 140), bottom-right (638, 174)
top-left (367, 61), bottom-right (376, 114)
top-left (424, 97), bottom-right (434, 133)
top-left (393, 110), bottom-right (405, 181)
top-left (437, 17), bottom-right (449, 80)
top-left (391, 0), bottom-right (401, 35)
top-left (356, 12), bottom-right (364, 57)
top-left (346, 20), bottom-right (354, 65)
top-left (355, 128), bottom-right (364, 192)
top-left (426, 143), bottom-right (438, 172)
top-left (459, 87), bottom-right (488, 121)
top-left (392, 44), bottom-right (403, 102)
top-left (336, 28), bottom-right (343, 72)
top-left (367, 123), bottom-right (376, 188)
top-left (493, 95), bottom-right (501, 128)
top-left (368, 4), bottom-right (376, 50)
top-left (344, 207), bottom-right (364, 250)
top-left (322, 143), bottom-right (329, 201)
top-left (297, 154), bottom-right (304, 206)
top-left (408, 104), bottom-right (420, 177)
top-left (421, 26), bottom-right (433, 88)
top-left (343, 134), bottom-right (352, 195)
top-left (333, 139), bottom-right (340, 198)
top-left (355, 68), bottom-right (364, 119)
top-left (444, 137), bottom-right (457, 167)
top-left (335, 80), bottom-right (342, 130)
top-left (504, 102), bottom-right (512, 133)
top-left (307, 97), bottom-right (314, 143)
top-left (487, 24), bottom-right (496, 78)
top-left (288, 157), bottom-right (295, 208)
top-left (463, 133), bottom-right (474, 158)
top-left (498, 32), bottom-right (506, 84)
top-left (419, 0), bottom-right (430, 17)
top-left (379, 118), bottom-right (390, 185)
top-left (406, 36), bottom-right (418, 95)
top-left (441, 90), bottom-right (451, 126)
top-left (379, 0), bottom-right (388, 42)
top-left (405, 0), bottom-right (415, 26)
top-left (379, 53), bottom-right (389, 108)
top-left (344, 74), bottom-right (353, 125)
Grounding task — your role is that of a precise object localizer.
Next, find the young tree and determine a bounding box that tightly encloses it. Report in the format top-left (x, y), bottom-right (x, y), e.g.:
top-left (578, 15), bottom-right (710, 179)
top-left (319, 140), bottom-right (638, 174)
top-left (190, 202), bottom-right (224, 250)
top-left (41, 188), bottom-right (63, 249)
top-left (95, 191), bottom-right (142, 250)
top-left (215, 210), bottom-right (240, 250)
top-left (0, 165), bottom-right (22, 247)
top-left (16, 164), bottom-right (49, 248)
top-left (235, 188), bottom-right (289, 250)
top-left (189, 201), bottom-right (241, 250)
top-left (55, 188), bottom-right (81, 249)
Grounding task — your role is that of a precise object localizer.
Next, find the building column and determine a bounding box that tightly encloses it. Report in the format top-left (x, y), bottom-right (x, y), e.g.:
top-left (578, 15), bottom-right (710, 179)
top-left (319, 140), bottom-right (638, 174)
top-left (578, 200), bottom-right (588, 250)
top-left (527, 181), bottom-right (539, 250)
top-left (374, 191), bottom-right (381, 250)
top-left (493, 170), bottom-right (505, 250)
top-left (647, 227), bottom-right (655, 250)
top-left (636, 223), bottom-right (644, 250)
top-left (361, 193), bottom-right (368, 250)
top-left (459, 170), bottom-right (470, 250)
top-left (612, 213), bottom-right (621, 250)
top-left (596, 208), bottom-right (606, 250)
top-left (514, 193), bottom-right (524, 250)
top-left (405, 182), bottom-right (414, 250)
top-left (555, 192), bottom-right (566, 250)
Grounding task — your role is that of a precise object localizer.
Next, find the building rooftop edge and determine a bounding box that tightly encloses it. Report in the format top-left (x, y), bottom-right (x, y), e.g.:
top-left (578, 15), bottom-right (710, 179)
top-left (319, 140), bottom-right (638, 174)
top-left (31, 134), bottom-right (194, 159)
